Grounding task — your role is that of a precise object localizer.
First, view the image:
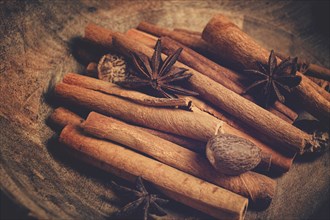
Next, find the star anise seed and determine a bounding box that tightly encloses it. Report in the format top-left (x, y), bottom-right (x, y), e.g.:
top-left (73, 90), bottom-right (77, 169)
top-left (117, 39), bottom-right (199, 98)
top-left (110, 176), bottom-right (169, 220)
top-left (243, 50), bottom-right (302, 107)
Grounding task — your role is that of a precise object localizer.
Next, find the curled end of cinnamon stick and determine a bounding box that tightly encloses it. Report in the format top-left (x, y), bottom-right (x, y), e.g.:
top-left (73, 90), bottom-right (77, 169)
top-left (240, 172), bottom-right (276, 210)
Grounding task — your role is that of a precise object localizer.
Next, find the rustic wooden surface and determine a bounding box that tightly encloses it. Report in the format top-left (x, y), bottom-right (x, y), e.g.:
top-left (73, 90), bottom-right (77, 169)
top-left (0, 1), bottom-right (329, 219)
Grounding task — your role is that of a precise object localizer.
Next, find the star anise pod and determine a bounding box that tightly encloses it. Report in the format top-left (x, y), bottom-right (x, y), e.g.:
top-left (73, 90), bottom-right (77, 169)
top-left (117, 39), bottom-right (199, 98)
top-left (110, 177), bottom-right (169, 220)
top-left (243, 50), bottom-right (302, 107)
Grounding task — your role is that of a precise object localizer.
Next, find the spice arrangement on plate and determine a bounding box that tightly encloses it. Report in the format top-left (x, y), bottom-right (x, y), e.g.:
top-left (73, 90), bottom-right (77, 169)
top-left (48, 14), bottom-right (329, 220)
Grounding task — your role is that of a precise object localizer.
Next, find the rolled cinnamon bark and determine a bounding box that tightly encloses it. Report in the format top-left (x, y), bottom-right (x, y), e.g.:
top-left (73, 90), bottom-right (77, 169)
top-left (82, 111), bottom-right (275, 206)
top-left (59, 125), bottom-right (248, 220)
top-left (125, 28), bottom-right (159, 48)
top-left (173, 28), bottom-right (202, 37)
top-left (160, 36), bottom-right (298, 122)
top-left (63, 73), bottom-right (192, 108)
top-left (84, 25), bottom-right (318, 153)
top-left (189, 96), bottom-right (295, 172)
top-left (126, 29), bottom-right (244, 82)
top-left (49, 107), bottom-right (84, 129)
top-left (85, 23), bottom-right (113, 49)
top-left (50, 107), bottom-right (205, 153)
top-left (54, 81), bottom-right (297, 162)
top-left (111, 32), bottom-right (318, 154)
top-left (202, 14), bottom-right (330, 121)
top-left (159, 26), bottom-right (330, 83)
top-left (54, 81), bottom-right (289, 172)
top-left (54, 83), bottom-right (222, 142)
top-left (137, 21), bottom-right (217, 59)
top-left (307, 63), bottom-right (330, 82)
top-left (126, 28), bottom-right (297, 123)
top-left (139, 126), bottom-right (206, 153)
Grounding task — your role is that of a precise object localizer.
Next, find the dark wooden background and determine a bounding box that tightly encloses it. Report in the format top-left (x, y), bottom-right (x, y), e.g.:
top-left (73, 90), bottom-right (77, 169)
top-left (0, 1), bottom-right (329, 219)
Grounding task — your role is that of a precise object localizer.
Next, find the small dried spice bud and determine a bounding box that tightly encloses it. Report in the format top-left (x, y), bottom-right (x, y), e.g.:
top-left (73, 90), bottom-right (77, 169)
top-left (206, 134), bottom-right (261, 175)
top-left (98, 54), bottom-right (128, 83)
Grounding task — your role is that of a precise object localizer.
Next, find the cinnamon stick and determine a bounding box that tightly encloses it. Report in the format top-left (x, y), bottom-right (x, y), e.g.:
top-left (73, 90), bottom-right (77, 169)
top-left (49, 107), bottom-right (84, 129)
top-left (59, 125), bottom-right (248, 220)
top-left (82, 111), bottom-right (276, 206)
top-left (54, 81), bottom-right (289, 173)
top-left (54, 83), bottom-right (222, 142)
top-left (189, 96), bottom-right (295, 172)
top-left (83, 25), bottom-right (317, 154)
top-left (171, 29), bottom-right (330, 83)
top-left (138, 126), bottom-right (205, 153)
top-left (202, 14), bottom-right (330, 121)
top-left (50, 107), bottom-right (205, 153)
top-left (85, 25), bottom-right (316, 153)
top-left (55, 80), bottom-right (295, 159)
top-left (161, 36), bottom-right (298, 122)
top-left (307, 63), bottom-right (330, 82)
top-left (51, 106), bottom-right (273, 172)
top-left (63, 73), bottom-right (192, 108)
top-left (55, 81), bottom-right (284, 161)
top-left (125, 28), bottom-right (244, 83)
top-left (173, 28), bottom-right (202, 37)
top-left (125, 28), bottom-right (297, 123)
top-left (85, 23), bottom-right (113, 49)
top-left (137, 21), bottom-right (217, 59)
top-left (111, 32), bottom-right (318, 154)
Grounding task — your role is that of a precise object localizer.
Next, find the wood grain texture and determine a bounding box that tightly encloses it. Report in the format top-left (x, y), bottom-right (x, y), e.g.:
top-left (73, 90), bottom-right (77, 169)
top-left (0, 0), bottom-right (329, 219)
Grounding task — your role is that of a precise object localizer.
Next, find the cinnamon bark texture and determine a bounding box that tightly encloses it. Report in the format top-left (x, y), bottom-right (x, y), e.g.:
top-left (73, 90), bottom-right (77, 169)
top-left (125, 28), bottom-right (297, 123)
top-left (173, 28), bottom-right (202, 37)
top-left (202, 14), bottom-right (330, 121)
top-left (160, 36), bottom-right (298, 122)
top-left (82, 111), bottom-right (276, 206)
top-left (125, 28), bottom-right (158, 48)
top-left (85, 23), bottom-right (113, 49)
top-left (63, 73), bottom-right (192, 108)
top-left (124, 29), bottom-right (294, 171)
top-left (59, 125), bottom-right (248, 220)
top-left (49, 107), bottom-right (83, 129)
top-left (55, 81), bottom-right (298, 164)
top-left (54, 83), bottom-right (222, 142)
top-left (305, 64), bottom-right (330, 82)
top-left (111, 32), bottom-right (317, 154)
top-left (189, 96), bottom-right (295, 172)
top-left (84, 25), bottom-right (316, 154)
top-left (51, 106), bottom-right (273, 172)
top-left (137, 21), bottom-right (217, 59)
top-left (50, 107), bottom-right (206, 153)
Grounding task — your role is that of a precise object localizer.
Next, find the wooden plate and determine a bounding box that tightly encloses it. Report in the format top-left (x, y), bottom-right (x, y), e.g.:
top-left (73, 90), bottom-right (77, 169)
top-left (0, 1), bottom-right (329, 219)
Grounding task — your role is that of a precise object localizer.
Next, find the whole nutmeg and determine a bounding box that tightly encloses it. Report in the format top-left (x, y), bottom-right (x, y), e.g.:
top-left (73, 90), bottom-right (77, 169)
top-left (98, 54), bottom-right (128, 83)
top-left (206, 133), bottom-right (261, 175)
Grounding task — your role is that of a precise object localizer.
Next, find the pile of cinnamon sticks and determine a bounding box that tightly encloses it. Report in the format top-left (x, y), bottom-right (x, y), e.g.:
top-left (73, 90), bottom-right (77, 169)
top-left (49, 14), bottom-right (329, 220)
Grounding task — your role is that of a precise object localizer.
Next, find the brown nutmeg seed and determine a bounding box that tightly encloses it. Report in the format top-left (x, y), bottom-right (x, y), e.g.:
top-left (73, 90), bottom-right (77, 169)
top-left (97, 54), bottom-right (128, 83)
top-left (206, 133), bottom-right (261, 175)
